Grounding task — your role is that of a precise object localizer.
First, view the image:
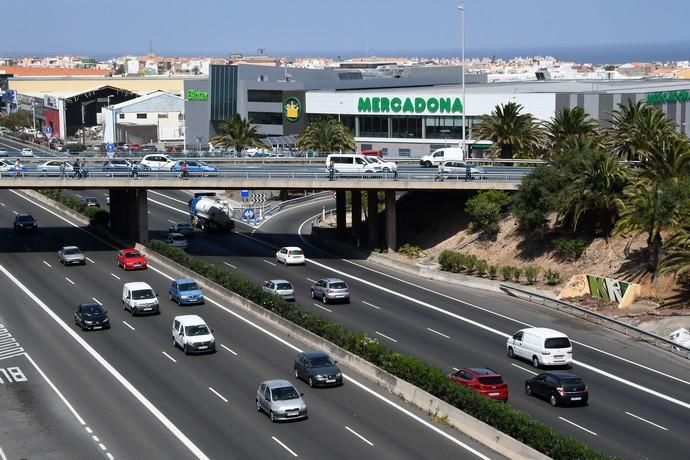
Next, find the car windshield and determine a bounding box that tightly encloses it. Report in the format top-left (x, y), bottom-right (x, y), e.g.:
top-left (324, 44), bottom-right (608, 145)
top-left (185, 325), bottom-right (209, 336)
top-left (545, 337), bottom-right (571, 349)
top-left (329, 282), bottom-right (347, 289)
top-left (562, 378), bottom-right (584, 386)
top-left (17, 215), bottom-right (34, 222)
top-left (124, 252), bottom-right (141, 258)
top-left (171, 235), bottom-right (186, 241)
top-left (132, 289), bottom-right (155, 300)
top-left (308, 356), bottom-right (334, 367)
top-left (63, 248), bottom-right (81, 255)
top-left (276, 282), bottom-right (292, 290)
top-left (178, 282), bottom-right (199, 291)
top-left (176, 223), bottom-right (192, 229)
top-left (272, 386), bottom-right (299, 401)
top-left (288, 249), bottom-right (303, 256)
top-left (82, 305), bottom-right (103, 315)
top-left (478, 376), bottom-right (503, 385)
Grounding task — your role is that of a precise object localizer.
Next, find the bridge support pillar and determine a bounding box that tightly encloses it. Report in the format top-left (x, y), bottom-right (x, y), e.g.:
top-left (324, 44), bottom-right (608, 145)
top-left (109, 188), bottom-right (149, 244)
top-left (336, 190), bottom-right (346, 235)
top-left (351, 190), bottom-right (362, 244)
top-left (366, 189), bottom-right (379, 249)
top-left (385, 191), bottom-right (397, 252)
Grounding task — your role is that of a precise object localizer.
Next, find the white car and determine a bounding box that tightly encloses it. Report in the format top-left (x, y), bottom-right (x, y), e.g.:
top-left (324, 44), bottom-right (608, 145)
top-left (20, 148), bottom-right (34, 157)
top-left (364, 156), bottom-right (397, 172)
top-left (140, 154), bottom-right (175, 171)
top-left (172, 315), bottom-right (216, 354)
top-left (37, 160), bottom-right (74, 175)
top-left (0, 159), bottom-right (24, 172)
top-left (275, 246), bottom-right (305, 265)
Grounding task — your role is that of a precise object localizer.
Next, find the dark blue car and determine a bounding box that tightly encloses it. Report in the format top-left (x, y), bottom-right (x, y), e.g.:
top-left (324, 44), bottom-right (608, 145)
top-left (168, 279), bottom-right (205, 305)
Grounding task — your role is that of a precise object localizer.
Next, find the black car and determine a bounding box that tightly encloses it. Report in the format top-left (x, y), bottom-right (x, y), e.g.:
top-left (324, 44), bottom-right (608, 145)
top-left (14, 213), bottom-right (37, 232)
top-left (294, 351), bottom-right (343, 387)
top-left (74, 303), bottom-right (110, 331)
top-left (525, 372), bottom-right (588, 406)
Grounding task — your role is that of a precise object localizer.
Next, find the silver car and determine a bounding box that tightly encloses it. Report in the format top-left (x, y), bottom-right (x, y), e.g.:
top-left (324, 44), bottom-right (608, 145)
top-left (58, 246), bottom-right (86, 265)
top-left (256, 380), bottom-right (307, 422)
top-left (310, 277), bottom-right (350, 304)
top-left (262, 279), bottom-right (295, 301)
top-left (167, 232), bottom-right (188, 249)
top-left (440, 161), bottom-right (482, 179)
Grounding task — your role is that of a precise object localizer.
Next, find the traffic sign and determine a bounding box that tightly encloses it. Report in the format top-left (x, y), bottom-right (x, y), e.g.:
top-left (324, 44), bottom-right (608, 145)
top-left (42, 126), bottom-right (52, 134)
top-left (251, 193), bottom-right (266, 203)
top-left (243, 208), bottom-right (255, 220)
top-left (240, 189), bottom-right (249, 200)
top-left (105, 143), bottom-right (115, 153)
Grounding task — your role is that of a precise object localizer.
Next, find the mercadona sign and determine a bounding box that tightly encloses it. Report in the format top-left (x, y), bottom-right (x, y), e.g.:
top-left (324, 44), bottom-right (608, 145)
top-left (357, 96), bottom-right (463, 114)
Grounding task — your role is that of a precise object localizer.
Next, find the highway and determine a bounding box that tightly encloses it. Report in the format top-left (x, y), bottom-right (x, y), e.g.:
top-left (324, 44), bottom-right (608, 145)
top-left (133, 189), bottom-right (690, 459)
top-left (0, 188), bottom-right (498, 459)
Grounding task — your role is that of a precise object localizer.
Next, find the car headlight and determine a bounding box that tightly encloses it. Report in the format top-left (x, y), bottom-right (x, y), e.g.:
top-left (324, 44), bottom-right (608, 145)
top-left (84, 320), bottom-right (93, 324)
top-left (336, 372), bottom-right (342, 377)
top-left (315, 374), bottom-right (325, 379)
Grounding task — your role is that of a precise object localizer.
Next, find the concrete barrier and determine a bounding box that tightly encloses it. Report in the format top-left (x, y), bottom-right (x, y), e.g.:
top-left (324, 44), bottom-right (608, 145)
top-left (138, 243), bottom-right (550, 460)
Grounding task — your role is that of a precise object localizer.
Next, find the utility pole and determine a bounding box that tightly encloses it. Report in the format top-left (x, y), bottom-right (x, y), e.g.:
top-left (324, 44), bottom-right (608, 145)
top-left (459, 2), bottom-right (466, 158)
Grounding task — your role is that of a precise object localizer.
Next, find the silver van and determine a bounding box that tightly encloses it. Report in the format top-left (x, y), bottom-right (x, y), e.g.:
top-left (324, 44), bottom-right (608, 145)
top-left (506, 327), bottom-right (572, 368)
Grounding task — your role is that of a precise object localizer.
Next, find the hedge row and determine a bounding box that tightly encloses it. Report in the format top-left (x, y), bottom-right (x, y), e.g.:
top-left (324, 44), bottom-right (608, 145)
top-left (438, 250), bottom-right (562, 285)
top-left (148, 240), bottom-right (609, 460)
top-left (38, 189), bottom-right (110, 226)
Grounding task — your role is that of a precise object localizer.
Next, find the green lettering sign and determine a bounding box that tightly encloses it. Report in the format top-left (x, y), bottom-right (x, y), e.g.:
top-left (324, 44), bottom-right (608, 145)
top-left (356, 96), bottom-right (463, 114)
top-left (186, 89), bottom-right (208, 101)
top-left (646, 90), bottom-right (690, 104)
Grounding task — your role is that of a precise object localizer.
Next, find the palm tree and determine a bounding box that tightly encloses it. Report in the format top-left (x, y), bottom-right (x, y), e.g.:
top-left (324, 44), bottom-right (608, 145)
top-left (297, 118), bottom-right (355, 153)
top-left (606, 100), bottom-right (677, 161)
top-left (658, 227), bottom-right (690, 276)
top-left (639, 136), bottom-right (690, 185)
top-left (543, 107), bottom-right (599, 159)
top-left (210, 115), bottom-right (262, 153)
top-left (473, 102), bottom-right (545, 159)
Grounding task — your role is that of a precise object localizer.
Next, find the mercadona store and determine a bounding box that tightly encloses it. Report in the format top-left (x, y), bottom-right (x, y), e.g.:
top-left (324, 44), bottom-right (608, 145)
top-left (303, 85), bottom-right (557, 157)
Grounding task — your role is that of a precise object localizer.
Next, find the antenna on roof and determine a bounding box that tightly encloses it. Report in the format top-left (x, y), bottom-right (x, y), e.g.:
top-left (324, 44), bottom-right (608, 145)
top-left (149, 40), bottom-right (153, 55)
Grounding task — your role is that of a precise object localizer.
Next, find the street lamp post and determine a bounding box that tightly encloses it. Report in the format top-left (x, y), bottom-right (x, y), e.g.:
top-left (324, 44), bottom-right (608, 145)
top-left (459, 2), bottom-right (466, 158)
top-left (31, 101), bottom-right (36, 135)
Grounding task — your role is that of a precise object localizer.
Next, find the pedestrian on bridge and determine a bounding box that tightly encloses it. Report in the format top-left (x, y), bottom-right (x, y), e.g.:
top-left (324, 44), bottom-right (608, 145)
top-left (59, 161), bottom-right (66, 179)
top-left (180, 160), bottom-right (189, 180)
top-left (73, 159), bottom-right (81, 179)
top-left (465, 161), bottom-right (471, 182)
top-left (328, 160), bottom-right (335, 181)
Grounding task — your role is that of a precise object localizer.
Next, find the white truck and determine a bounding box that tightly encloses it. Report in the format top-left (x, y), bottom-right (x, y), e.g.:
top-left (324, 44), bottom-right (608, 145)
top-left (188, 192), bottom-right (234, 231)
top-left (419, 147), bottom-right (464, 167)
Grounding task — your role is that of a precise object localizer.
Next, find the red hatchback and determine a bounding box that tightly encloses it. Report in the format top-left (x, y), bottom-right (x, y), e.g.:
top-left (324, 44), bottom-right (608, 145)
top-left (116, 248), bottom-right (147, 271)
top-left (448, 367), bottom-right (509, 402)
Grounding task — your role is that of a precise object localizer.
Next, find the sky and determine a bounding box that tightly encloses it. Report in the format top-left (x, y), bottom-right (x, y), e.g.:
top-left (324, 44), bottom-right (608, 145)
top-left (2, 0), bottom-right (689, 62)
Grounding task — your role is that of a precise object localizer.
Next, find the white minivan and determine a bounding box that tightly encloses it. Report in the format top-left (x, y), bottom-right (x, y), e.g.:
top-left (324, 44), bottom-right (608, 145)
top-left (140, 154), bottom-right (175, 171)
top-left (506, 327), bottom-right (572, 368)
top-left (122, 282), bottom-right (160, 316)
top-left (326, 153), bottom-right (382, 175)
top-left (172, 315), bottom-right (216, 354)
top-left (419, 147), bottom-right (464, 167)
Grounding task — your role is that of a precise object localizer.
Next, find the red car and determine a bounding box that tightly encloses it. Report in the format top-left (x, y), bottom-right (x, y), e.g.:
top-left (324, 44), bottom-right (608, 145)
top-left (116, 248), bottom-right (147, 270)
top-left (448, 367), bottom-right (509, 402)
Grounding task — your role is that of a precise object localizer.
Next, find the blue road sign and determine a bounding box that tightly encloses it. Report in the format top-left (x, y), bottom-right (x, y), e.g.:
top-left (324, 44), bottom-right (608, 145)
top-left (240, 189), bottom-right (249, 199)
top-left (43, 126), bottom-right (53, 134)
top-left (243, 208), bottom-right (254, 220)
top-left (105, 143), bottom-right (115, 153)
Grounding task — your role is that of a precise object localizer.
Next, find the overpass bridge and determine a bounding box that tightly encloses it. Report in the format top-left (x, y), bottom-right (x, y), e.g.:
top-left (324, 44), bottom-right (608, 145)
top-left (1, 170), bottom-right (526, 250)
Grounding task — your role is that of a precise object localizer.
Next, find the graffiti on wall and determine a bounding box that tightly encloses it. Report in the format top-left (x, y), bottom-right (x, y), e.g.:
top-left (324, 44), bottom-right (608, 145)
top-left (559, 273), bottom-right (640, 308)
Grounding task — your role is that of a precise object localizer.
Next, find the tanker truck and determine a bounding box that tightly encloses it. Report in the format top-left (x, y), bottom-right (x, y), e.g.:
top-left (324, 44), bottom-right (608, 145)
top-left (188, 192), bottom-right (234, 231)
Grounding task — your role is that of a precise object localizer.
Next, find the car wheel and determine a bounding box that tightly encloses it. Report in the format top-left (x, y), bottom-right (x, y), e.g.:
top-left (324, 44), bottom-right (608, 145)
top-left (549, 394), bottom-right (558, 407)
top-left (270, 411), bottom-right (276, 423)
top-left (183, 344), bottom-right (189, 355)
top-left (256, 400), bottom-right (262, 413)
top-left (424, 161), bottom-right (432, 167)
top-left (507, 347), bottom-right (514, 358)
top-left (525, 384), bottom-right (532, 396)
top-left (322, 294), bottom-right (328, 304)
top-left (310, 290), bottom-right (315, 299)
top-left (308, 377), bottom-right (314, 388)
top-left (169, 292), bottom-right (174, 302)
top-left (532, 356), bottom-right (540, 368)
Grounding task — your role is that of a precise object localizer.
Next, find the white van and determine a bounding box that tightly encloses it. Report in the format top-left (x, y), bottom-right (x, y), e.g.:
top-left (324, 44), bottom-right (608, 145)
top-left (140, 154), bottom-right (175, 171)
top-left (506, 327), bottom-right (572, 368)
top-left (122, 282), bottom-right (160, 316)
top-left (326, 153), bottom-right (382, 175)
top-left (172, 315), bottom-right (216, 354)
top-left (419, 147), bottom-right (464, 167)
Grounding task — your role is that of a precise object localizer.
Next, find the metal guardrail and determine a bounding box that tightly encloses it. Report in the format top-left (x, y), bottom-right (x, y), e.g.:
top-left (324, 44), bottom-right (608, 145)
top-left (265, 191), bottom-right (332, 216)
top-left (500, 284), bottom-right (690, 359)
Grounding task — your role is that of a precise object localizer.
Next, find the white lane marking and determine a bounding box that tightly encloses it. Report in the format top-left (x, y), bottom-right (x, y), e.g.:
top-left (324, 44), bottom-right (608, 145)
top-left (220, 344), bottom-right (238, 356)
top-left (362, 300), bottom-right (381, 310)
top-left (252, 195), bottom-right (333, 231)
top-left (452, 367), bottom-right (460, 372)
top-left (0, 447), bottom-right (5, 460)
top-left (106, 453), bottom-right (114, 460)
top-left (162, 352), bottom-right (177, 363)
top-left (306, 278), bottom-right (317, 283)
top-left (295, 219), bottom-right (690, 409)
top-left (24, 353), bottom-right (86, 424)
top-left (148, 189), bottom-right (189, 205)
top-left (263, 259), bottom-right (276, 267)
top-left (43, 260), bottom-right (52, 268)
top-left (345, 426), bottom-right (374, 446)
top-left (271, 437), bottom-right (298, 457)
top-left (110, 273), bottom-right (120, 280)
top-left (86, 257), bottom-right (95, 264)
top-left (85, 427), bottom-right (93, 434)
top-left (64, 277), bottom-right (75, 285)
top-left (427, 327), bottom-right (450, 339)
top-left (122, 321), bottom-right (135, 331)
top-left (0, 202), bottom-right (4, 206)
top-left (208, 387), bottom-right (229, 403)
top-left (558, 416), bottom-right (598, 436)
top-left (151, 266), bottom-right (491, 459)
top-left (624, 411), bottom-right (669, 431)
top-left (223, 262), bottom-right (236, 269)
top-left (92, 435), bottom-right (100, 442)
top-left (12, 210), bottom-right (18, 215)
top-left (91, 297), bottom-right (102, 305)
top-left (147, 197), bottom-right (188, 215)
top-left (511, 363), bottom-right (538, 376)
top-left (375, 331), bottom-right (398, 343)
top-left (0, 265), bottom-right (209, 460)
top-left (98, 443), bottom-right (106, 451)
top-left (313, 303), bottom-right (332, 313)
top-left (75, 194), bottom-right (82, 198)
top-left (167, 219), bottom-right (176, 224)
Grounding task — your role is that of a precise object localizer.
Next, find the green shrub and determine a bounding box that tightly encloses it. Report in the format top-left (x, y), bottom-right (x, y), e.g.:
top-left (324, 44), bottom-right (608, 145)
top-left (501, 265), bottom-right (514, 281)
top-left (554, 237), bottom-right (588, 261)
top-left (464, 254), bottom-right (478, 274)
top-left (512, 267), bottom-right (523, 283)
top-left (38, 189), bottom-right (111, 227)
top-left (488, 265), bottom-right (498, 279)
top-left (475, 259), bottom-right (488, 276)
top-left (464, 190), bottom-right (511, 239)
top-left (145, 240), bottom-right (609, 460)
top-left (524, 266), bottom-right (539, 284)
top-left (63, 143), bottom-right (87, 153)
top-left (399, 243), bottom-right (424, 259)
top-left (544, 269), bottom-right (562, 285)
